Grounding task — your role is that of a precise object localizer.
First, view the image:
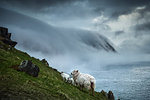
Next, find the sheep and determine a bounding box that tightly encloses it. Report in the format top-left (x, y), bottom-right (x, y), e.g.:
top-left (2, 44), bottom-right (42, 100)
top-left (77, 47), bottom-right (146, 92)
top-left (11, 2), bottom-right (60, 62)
top-left (68, 77), bottom-right (75, 85)
top-left (60, 72), bottom-right (70, 82)
top-left (71, 70), bottom-right (96, 95)
top-left (60, 72), bottom-right (75, 85)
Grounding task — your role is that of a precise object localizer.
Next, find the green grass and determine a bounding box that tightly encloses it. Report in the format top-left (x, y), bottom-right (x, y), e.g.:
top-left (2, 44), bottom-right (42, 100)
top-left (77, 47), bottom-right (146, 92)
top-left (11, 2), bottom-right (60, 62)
top-left (0, 41), bottom-right (109, 100)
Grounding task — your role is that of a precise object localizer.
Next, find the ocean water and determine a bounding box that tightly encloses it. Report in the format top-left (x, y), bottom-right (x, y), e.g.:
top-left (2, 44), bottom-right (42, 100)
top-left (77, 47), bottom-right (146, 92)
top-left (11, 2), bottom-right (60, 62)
top-left (93, 62), bottom-right (150, 100)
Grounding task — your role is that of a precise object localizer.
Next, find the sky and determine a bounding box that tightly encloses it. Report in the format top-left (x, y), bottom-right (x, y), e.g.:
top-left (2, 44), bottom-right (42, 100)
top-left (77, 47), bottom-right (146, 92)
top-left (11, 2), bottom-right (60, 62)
top-left (0, 0), bottom-right (150, 72)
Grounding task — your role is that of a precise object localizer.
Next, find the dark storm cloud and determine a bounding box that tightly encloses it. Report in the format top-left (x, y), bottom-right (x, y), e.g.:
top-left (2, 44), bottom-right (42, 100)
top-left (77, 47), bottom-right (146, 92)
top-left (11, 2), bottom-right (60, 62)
top-left (88, 0), bottom-right (150, 18)
top-left (130, 4), bottom-right (150, 36)
top-left (1, 0), bottom-right (150, 18)
top-left (115, 31), bottom-right (124, 36)
top-left (0, 0), bottom-right (74, 11)
top-left (135, 22), bottom-right (150, 31)
top-left (0, 0), bottom-right (98, 21)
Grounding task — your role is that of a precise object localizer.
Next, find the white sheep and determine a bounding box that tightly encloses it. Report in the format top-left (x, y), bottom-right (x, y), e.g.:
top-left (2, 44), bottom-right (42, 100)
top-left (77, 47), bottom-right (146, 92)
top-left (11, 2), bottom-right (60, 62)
top-left (68, 77), bottom-right (75, 85)
top-left (71, 70), bottom-right (96, 95)
top-left (60, 72), bottom-right (70, 82)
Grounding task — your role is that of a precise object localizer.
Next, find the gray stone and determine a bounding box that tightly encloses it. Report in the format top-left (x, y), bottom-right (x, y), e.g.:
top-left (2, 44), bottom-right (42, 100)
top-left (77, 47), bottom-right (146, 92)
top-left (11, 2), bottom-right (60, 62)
top-left (0, 27), bottom-right (8, 38)
top-left (100, 90), bottom-right (108, 97)
top-left (41, 59), bottom-right (49, 66)
top-left (19, 60), bottom-right (40, 77)
top-left (0, 27), bottom-right (17, 47)
top-left (2, 39), bottom-right (17, 47)
top-left (108, 91), bottom-right (115, 100)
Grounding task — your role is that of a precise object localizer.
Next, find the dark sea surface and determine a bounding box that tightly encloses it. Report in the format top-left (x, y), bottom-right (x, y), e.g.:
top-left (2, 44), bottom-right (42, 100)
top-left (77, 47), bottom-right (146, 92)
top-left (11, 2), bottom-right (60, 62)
top-left (94, 62), bottom-right (150, 100)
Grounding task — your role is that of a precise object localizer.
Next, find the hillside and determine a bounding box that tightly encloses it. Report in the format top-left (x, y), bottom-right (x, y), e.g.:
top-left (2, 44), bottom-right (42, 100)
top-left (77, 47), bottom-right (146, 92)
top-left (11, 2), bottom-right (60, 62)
top-left (0, 39), bottom-right (111, 100)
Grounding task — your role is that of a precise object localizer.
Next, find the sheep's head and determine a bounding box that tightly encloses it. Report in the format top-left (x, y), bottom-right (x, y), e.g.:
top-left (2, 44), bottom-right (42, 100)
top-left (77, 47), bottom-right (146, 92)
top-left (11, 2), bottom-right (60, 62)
top-left (60, 72), bottom-right (63, 74)
top-left (71, 70), bottom-right (79, 76)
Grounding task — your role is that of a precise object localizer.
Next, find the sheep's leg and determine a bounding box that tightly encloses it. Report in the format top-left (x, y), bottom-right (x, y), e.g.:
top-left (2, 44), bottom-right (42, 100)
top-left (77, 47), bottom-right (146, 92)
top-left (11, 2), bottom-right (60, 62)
top-left (81, 85), bottom-right (84, 91)
top-left (79, 84), bottom-right (84, 91)
top-left (91, 87), bottom-right (94, 96)
top-left (79, 84), bottom-right (82, 90)
top-left (74, 80), bottom-right (77, 86)
top-left (90, 82), bottom-right (94, 96)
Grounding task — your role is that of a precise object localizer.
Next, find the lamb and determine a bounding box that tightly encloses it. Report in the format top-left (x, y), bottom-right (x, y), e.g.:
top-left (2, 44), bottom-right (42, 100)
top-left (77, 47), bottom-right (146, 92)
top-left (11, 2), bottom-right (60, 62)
top-left (71, 70), bottom-right (96, 95)
top-left (60, 72), bottom-right (70, 82)
top-left (68, 77), bottom-right (75, 85)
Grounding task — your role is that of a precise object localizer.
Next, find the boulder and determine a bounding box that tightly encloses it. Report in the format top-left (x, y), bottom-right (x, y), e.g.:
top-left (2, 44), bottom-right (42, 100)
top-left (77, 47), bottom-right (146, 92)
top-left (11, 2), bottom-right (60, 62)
top-left (0, 27), bottom-right (10, 40)
top-left (2, 39), bottom-right (17, 47)
top-left (41, 59), bottom-right (49, 66)
top-left (107, 91), bottom-right (115, 100)
top-left (100, 90), bottom-right (108, 97)
top-left (18, 60), bottom-right (40, 77)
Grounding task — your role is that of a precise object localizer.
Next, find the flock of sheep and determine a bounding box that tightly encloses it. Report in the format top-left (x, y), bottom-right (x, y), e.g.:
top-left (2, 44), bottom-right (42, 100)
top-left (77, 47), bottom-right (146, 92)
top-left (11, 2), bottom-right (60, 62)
top-left (60, 70), bottom-right (96, 95)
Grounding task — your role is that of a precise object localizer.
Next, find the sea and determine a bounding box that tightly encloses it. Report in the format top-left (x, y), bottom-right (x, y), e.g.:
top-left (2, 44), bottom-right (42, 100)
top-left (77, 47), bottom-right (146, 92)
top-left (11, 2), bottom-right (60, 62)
top-left (93, 62), bottom-right (150, 100)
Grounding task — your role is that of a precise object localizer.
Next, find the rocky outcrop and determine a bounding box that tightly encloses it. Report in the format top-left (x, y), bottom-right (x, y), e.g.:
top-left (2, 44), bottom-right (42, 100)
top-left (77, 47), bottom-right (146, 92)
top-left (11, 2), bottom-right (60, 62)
top-left (0, 27), bottom-right (17, 47)
top-left (101, 90), bottom-right (108, 97)
top-left (108, 91), bottom-right (115, 100)
top-left (18, 60), bottom-right (40, 77)
top-left (41, 59), bottom-right (49, 66)
top-left (101, 90), bottom-right (115, 100)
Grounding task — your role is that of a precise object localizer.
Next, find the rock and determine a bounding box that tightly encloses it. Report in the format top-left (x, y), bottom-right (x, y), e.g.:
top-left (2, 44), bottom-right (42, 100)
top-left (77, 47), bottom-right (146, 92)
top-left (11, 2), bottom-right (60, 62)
top-left (0, 27), bottom-right (8, 38)
top-left (100, 90), bottom-right (108, 97)
top-left (52, 68), bottom-right (58, 72)
top-left (0, 27), bottom-right (17, 47)
top-left (107, 91), bottom-right (115, 100)
top-left (18, 60), bottom-right (40, 77)
top-left (11, 65), bottom-right (20, 70)
top-left (41, 59), bottom-right (49, 66)
top-left (1, 39), bottom-right (17, 47)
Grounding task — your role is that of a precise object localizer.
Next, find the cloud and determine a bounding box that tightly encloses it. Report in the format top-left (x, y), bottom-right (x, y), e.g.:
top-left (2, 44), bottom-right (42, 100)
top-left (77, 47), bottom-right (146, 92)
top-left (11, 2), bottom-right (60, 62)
top-left (87, 0), bottom-right (150, 17)
top-left (0, 8), bottom-right (119, 72)
top-left (115, 31), bottom-right (124, 36)
top-left (1, 1), bottom-right (98, 29)
top-left (1, 0), bottom-right (149, 24)
top-left (89, 4), bottom-right (150, 54)
top-left (0, 0), bottom-right (74, 11)
top-left (1, 1), bottom-right (150, 73)
top-left (0, 0), bottom-right (95, 18)
top-left (1, 0), bottom-right (149, 30)
top-left (135, 22), bottom-right (150, 31)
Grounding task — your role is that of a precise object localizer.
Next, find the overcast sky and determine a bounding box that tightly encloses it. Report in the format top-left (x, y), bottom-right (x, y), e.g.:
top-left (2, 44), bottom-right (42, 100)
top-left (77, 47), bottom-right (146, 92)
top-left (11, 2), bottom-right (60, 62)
top-left (1, 0), bottom-right (150, 53)
top-left (0, 0), bottom-right (150, 72)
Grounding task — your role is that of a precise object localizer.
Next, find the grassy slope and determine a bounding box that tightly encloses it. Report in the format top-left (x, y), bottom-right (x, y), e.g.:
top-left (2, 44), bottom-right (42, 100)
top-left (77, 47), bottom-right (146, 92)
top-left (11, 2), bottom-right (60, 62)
top-left (0, 41), bottom-right (109, 100)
